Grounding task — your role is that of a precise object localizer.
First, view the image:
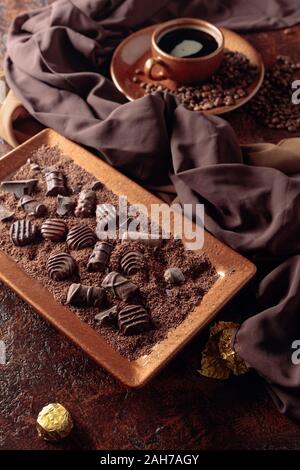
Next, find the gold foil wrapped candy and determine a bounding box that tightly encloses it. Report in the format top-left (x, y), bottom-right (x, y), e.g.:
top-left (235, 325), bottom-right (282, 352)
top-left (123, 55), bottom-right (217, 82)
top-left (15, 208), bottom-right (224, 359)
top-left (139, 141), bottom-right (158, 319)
top-left (199, 321), bottom-right (248, 379)
top-left (36, 403), bottom-right (73, 442)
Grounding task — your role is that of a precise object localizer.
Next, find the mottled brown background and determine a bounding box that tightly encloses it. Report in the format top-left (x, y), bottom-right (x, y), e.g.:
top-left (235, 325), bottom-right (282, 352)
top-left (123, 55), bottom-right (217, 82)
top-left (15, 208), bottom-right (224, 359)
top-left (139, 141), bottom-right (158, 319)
top-left (0, 0), bottom-right (300, 451)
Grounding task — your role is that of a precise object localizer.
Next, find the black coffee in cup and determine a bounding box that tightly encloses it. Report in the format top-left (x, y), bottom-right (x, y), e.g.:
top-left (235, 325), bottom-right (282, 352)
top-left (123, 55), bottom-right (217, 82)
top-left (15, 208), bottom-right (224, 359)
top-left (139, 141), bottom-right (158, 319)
top-left (158, 27), bottom-right (219, 58)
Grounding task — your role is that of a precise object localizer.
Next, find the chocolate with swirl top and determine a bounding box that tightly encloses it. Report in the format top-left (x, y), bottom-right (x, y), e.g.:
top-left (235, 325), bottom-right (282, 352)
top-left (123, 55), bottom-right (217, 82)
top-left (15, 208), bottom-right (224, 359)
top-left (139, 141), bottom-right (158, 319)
top-left (66, 224), bottom-right (96, 250)
top-left (41, 219), bottom-right (68, 242)
top-left (47, 252), bottom-right (78, 281)
top-left (118, 305), bottom-right (151, 335)
top-left (10, 219), bottom-right (38, 246)
top-left (66, 283), bottom-right (105, 308)
top-left (75, 190), bottom-right (96, 218)
top-left (101, 271), bottom-right (138, 301)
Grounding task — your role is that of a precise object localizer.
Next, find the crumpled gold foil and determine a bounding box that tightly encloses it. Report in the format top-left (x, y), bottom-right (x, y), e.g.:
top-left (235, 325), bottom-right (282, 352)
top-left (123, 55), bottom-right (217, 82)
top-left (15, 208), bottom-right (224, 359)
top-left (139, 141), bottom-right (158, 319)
top-left (199, 321), bottom-right (248, 379)
top-left (36, 403), bottom-right (73, 442)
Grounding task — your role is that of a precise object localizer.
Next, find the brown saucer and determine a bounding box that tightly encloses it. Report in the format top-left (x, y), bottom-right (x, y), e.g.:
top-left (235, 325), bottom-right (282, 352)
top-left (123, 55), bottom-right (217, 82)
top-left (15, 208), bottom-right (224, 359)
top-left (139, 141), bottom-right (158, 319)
top-left (111, 25), bottom-right (265, 115)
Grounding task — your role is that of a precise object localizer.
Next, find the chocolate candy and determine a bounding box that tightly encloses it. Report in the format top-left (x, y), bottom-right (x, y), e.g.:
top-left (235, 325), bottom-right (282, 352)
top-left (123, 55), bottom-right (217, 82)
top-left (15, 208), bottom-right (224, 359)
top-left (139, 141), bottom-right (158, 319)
top-left (45, 170), bottom-right (67, 196)
top-left (96, 204), bottom-right (118, 231)
top-left (101, 271), bottom-right (138, 301)
top-left (67, 224), bottom-right (96, 250)
top-left (118, 305), bottom-right (151, 335)
top-left (41, 219), bottom-right (68, 242)
top-left (0, 179), bottom-right (38, 198)
top-left (66, 283), bottom-right (105, 308)
top-left (10, 219), bottom-right (38, 246)
top-left (87, 241), bottom-right (114, 272)
top-left (56, 195), bottom-right (74, 217)
top-left (47, 252), bottom-right (78, 281)
top-left (0, 204), bottom-right (14, 222)
top-left (94, 305), bottom-right (118, 325)
top-left (18, 195), bottom-right (47, 217)
top-left (91, 180), bottom-right (102, 191)
top-left (120, 250), bottom-right (143, 275)
top-left (36, 403), bottom-right (73, 442)
top-left (122, 231), bottom-right (162, 246)
top-left (75, 190), bottom-right (96, 218)
top-left (164, 267), bottom-right (185, 284)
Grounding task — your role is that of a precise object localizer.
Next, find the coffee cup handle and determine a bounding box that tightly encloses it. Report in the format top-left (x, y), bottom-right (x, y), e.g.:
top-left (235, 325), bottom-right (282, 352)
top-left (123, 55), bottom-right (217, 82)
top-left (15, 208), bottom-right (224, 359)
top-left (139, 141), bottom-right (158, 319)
top-left (144, 58), bottom-right (169, 81)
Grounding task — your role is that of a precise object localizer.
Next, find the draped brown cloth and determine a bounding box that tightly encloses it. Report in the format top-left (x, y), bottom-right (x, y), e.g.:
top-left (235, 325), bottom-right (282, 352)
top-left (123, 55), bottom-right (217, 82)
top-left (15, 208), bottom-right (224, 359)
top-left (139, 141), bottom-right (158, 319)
top-left (4, 0), bottom-right (300, 420)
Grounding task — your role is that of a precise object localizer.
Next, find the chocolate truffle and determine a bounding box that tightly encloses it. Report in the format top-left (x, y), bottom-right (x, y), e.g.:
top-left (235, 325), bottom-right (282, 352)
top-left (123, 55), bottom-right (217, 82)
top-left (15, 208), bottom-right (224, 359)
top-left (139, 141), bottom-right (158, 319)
top-left (66, 224), bottom-right (96, 250)
top-left (75, 190), bottom-right (96, 218)
top-left (118, 304), bottom-right (151, 335)
top-left (10, 219), bottom-right (38, 246)
top-left (41, 219), bottom-right (68, 242)
top-left (87, 241), bottom-right (114, 272)
top-left (47, 252), bottom-right (78, 281)
top-left (120, 250), bottom-right (143, 275)
top-left (101, 271), bottom-right (138, 301)
top-left (66, 283), bottom-right (105, 308)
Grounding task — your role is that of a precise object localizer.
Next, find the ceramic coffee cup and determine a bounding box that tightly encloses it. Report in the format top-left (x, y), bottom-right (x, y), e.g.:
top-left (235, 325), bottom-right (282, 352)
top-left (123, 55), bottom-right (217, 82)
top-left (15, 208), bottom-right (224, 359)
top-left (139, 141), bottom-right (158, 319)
top-left (144, 18), bottom-right (224, 85)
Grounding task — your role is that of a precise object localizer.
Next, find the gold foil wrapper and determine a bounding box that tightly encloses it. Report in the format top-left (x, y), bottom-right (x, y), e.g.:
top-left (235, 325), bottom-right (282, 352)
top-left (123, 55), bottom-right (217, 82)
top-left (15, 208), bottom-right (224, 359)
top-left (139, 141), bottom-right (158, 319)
top-left (199, 321), bottom-right (248, 379)
top-left (36, 403), bottom-right (73, 442)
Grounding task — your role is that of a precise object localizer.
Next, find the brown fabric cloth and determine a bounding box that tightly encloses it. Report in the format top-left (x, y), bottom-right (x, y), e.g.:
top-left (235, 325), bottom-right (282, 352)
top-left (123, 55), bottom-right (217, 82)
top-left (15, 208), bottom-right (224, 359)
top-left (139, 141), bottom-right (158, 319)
top-left (4, 0), bottom-right (300, 420)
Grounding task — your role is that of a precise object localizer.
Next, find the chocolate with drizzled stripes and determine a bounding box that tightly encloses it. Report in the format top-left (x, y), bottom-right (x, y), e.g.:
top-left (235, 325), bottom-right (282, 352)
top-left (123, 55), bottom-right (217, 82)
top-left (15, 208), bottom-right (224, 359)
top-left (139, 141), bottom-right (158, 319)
top-left (87, 241), bottom-right (114, 272)
top-left (120, 250), bottom-right (143, 275)
top-left (45, 170), bottom-right (67, 197)
top-left (101, 271), bottom-right (138, 301)
top-left (10, 219), bottom-right (38, 246)
top-left (67, 224), bottom-right (96, 250)
top-left (47, 252), bottom-right (78, 281)
top-left (118, 304), bottom-right (151, 335)
top-left (66, 283), bottom-right (105, 308)
top-left (75, 190), bottom-right (96, 218)
top-left (41, 219), bottom-right (68, 242)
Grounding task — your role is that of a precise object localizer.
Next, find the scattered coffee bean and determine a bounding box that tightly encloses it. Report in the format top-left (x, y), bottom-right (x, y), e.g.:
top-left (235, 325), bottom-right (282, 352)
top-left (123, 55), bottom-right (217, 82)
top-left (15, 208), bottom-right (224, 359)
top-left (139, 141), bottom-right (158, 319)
top-left (66, 283), bottom-right (105, 308)
top-left (45, 170), bottom-right (67, 196)
top-left (0, 205), bottom-right (14, 222)
top-left (10, 219), bottom-right (38, 246)
top-left (67, 224), bottom-right (96, 250)
top-left (120, 250), bottom-right (143, 275)
top-left (47, 252), bottom-right (78, 281)
top-left (70, 183), bottom-right (82, 194)
top-left (118, 304), bottom-right (151, 335)
top-left (247, 55), bottom-right (300, 132)
top-left (41, 219), bottom-right (68, 242)
top-left (133, 50), bottom-right (258, 112)
top-left (56, 195), bottom-right (74, 217)
top-left (164, 267), bottom-right (185, 284)
top-left (87, 241), bottom-right (114, 272)
top-left (95, 305), bottom-right (118, 325)
top-left (0, 179), bottom-right (38, 198)
top-left (30, 163), bottom-right (40, 172)
top-left (101, 271), bottom-right (138, 301)
top-left (75, 190), bottom-right (96, 218)
top-left (18, 195), bottom-right (47, 217)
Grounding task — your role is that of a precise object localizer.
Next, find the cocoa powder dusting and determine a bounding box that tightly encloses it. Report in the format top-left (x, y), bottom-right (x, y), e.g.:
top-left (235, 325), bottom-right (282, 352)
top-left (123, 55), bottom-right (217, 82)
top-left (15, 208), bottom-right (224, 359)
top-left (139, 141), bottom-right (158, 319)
top-left (0, 145), bottom-right (218, 360)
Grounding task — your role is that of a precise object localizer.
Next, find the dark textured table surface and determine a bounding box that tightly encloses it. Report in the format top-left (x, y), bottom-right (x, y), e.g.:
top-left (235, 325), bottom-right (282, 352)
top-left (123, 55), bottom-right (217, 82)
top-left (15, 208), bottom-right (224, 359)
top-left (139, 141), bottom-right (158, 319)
top-left (0, 1), bottom-right (300, 451)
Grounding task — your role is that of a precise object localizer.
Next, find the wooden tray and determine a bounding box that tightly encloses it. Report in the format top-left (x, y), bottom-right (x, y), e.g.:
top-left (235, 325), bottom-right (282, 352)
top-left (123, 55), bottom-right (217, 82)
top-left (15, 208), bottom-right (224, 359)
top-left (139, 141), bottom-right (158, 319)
top-left (111, 25), bottom-right (264, 115)
top-left (0, 129), bottom-right (256, 387)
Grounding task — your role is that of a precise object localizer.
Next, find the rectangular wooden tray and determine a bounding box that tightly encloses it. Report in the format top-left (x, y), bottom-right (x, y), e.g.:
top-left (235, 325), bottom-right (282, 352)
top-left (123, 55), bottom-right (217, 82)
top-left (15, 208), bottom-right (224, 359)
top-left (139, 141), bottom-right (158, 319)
top-left (0, 129), bottom-right (256, 387)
